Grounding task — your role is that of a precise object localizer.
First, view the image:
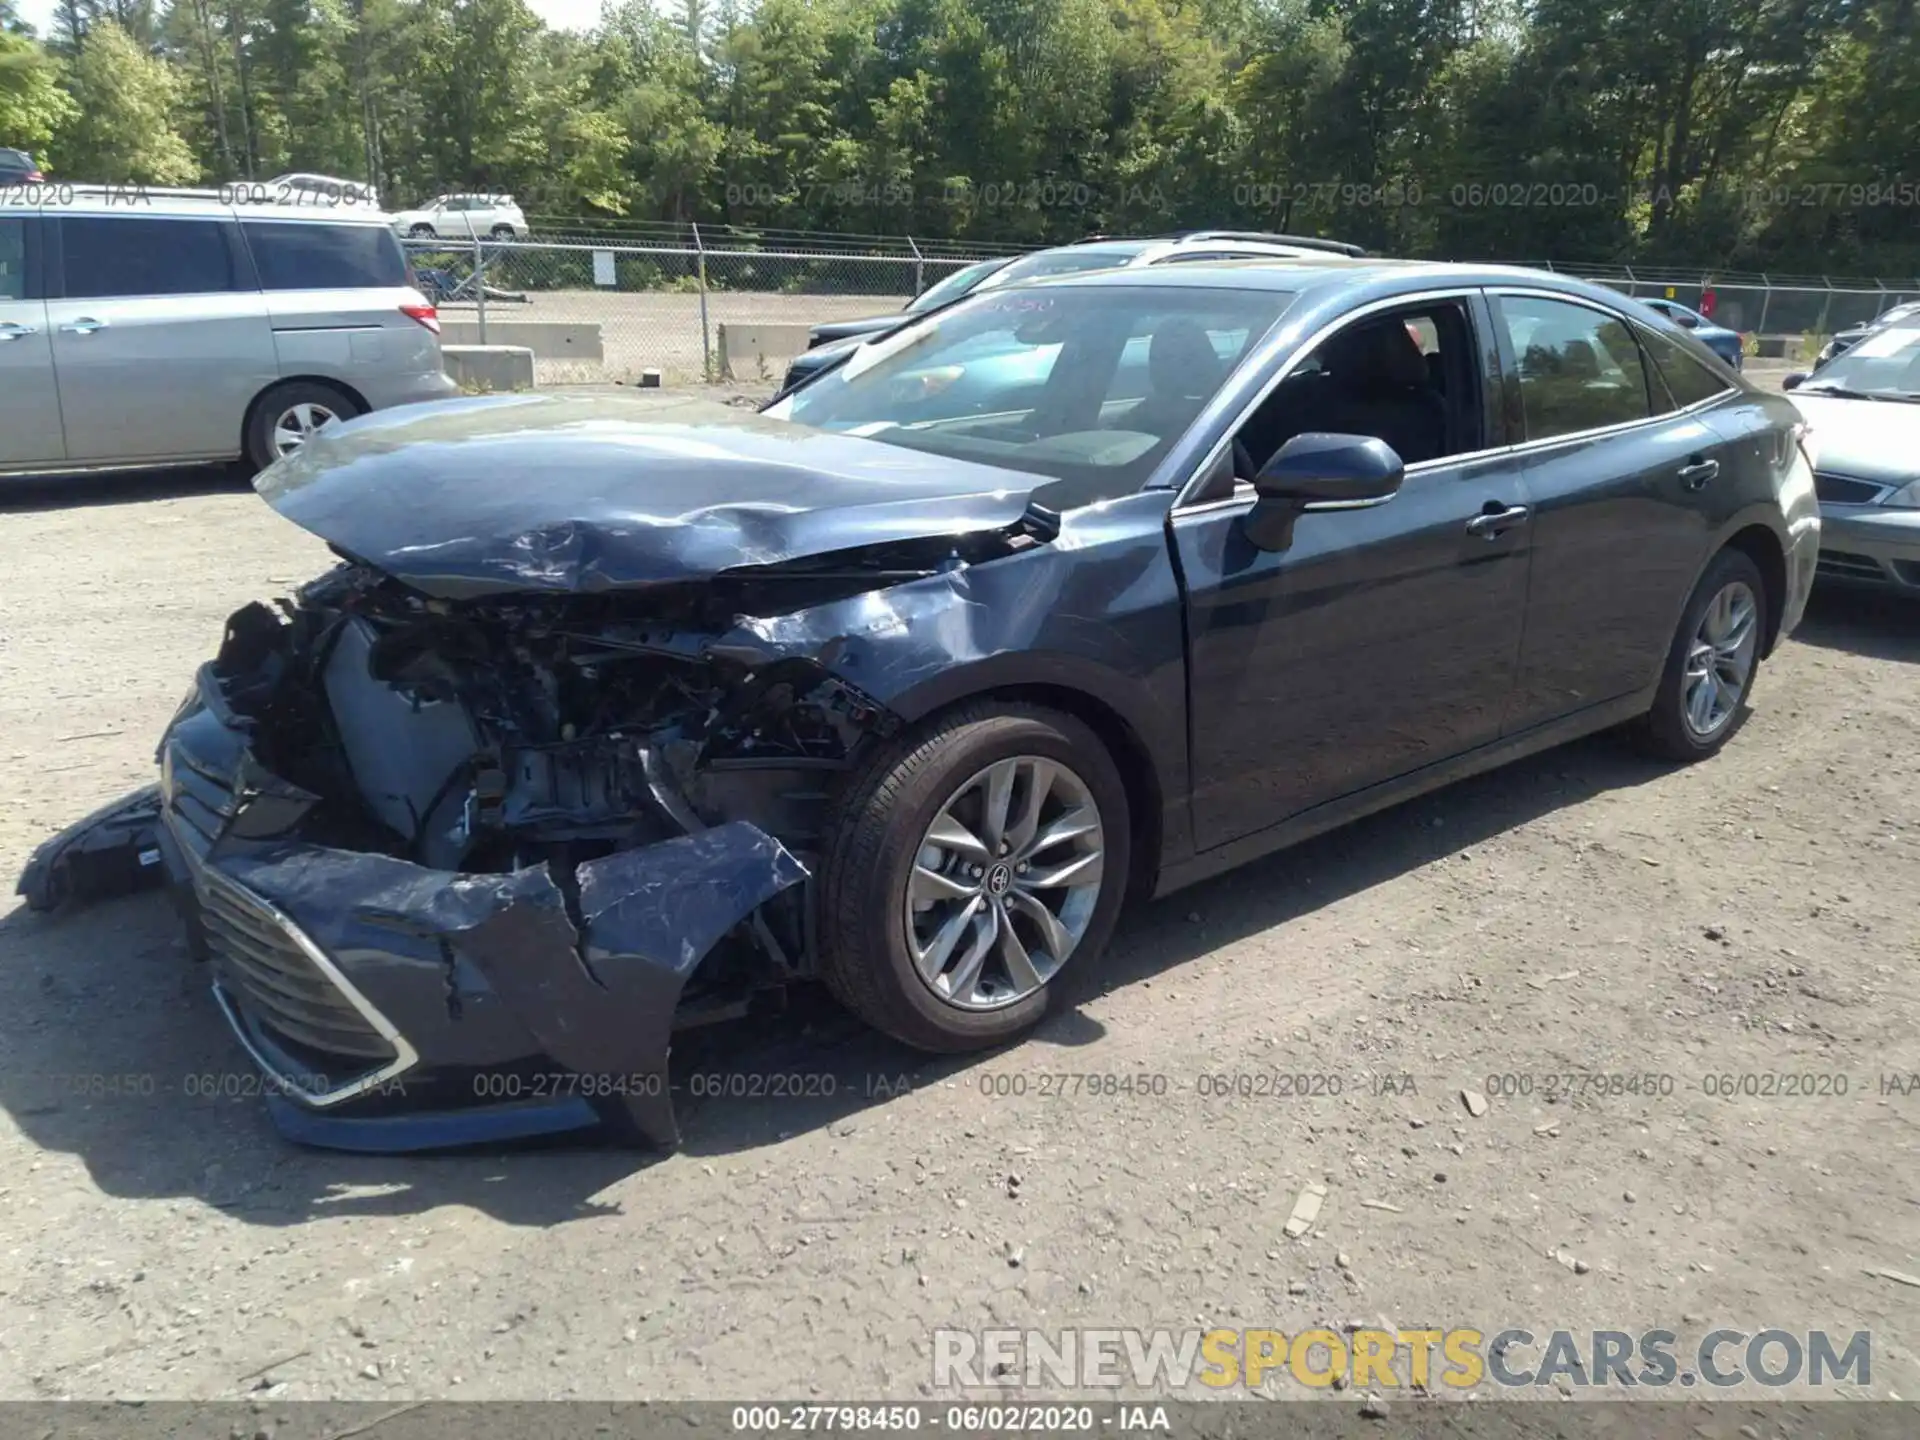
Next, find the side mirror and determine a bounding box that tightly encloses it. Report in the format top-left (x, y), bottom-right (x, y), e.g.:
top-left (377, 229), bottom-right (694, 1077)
top-left (1675, 314), bottom-right (1700, 329)
top-left (1244, 433), bottom-right (1404, 551)
top-left (1783, 372), bottom-right (1808, 391)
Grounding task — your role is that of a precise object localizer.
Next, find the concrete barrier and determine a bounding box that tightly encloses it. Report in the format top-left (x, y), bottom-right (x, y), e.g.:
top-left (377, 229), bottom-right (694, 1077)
top-left (442, 345), bottom-right (536, 392)
top-left (718, 322), bottom-right (815, 380)
top-left (440, 320), bottom-right (603, 362)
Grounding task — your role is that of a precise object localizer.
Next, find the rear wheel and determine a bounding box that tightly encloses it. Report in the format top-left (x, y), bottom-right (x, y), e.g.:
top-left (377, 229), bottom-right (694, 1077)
top-left (407, 223), bottom-right (435, 238)
top-left (816, 702), bottom-right (1130, 1052)
top-left (489, 225), bottom-right (516, 241)
top-left (1637, 548), bottom-right (1766, 761)
top-left (245, 381), bottom-right (362, 471)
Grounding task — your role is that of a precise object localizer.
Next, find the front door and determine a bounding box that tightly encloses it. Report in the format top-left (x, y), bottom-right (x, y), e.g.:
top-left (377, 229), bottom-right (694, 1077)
top-left (0, 214), bottom-right (64, 469)
top-left (1174, 295), bottom-right (1533, 851)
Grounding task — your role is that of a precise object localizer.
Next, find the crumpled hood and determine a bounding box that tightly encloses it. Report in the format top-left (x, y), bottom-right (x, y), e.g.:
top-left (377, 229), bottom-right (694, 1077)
top-left (255, 391), bottom-right (1043, 598)
top-left (1789, 394), bottom-right (1920, 486)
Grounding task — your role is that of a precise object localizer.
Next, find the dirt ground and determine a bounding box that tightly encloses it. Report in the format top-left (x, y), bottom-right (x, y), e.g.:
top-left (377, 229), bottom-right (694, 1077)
top-left (2, 376), bottom-right (1917, 1409)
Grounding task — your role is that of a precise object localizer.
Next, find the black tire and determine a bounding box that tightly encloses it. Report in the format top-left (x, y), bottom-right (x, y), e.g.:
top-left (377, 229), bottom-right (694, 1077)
top-left (816, 701), bottom-right (1131, 1052)
top-left (244, 380), bottom-right (362, 472)
top-left (1636, 547), bottom-right (1767, 762)
top-left (489, 225), bottom-right (516, 241)
top-left (408, 223), bottom-right (435, 238)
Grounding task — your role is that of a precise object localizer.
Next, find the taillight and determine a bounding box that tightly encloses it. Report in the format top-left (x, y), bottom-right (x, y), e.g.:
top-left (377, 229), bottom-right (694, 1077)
top-left (26, 170), bottom-right (43, 182)
top-left (401, 303), bottom-right (441, 335)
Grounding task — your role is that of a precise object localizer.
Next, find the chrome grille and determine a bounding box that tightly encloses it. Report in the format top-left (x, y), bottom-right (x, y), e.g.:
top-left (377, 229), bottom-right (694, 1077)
top-left (196, 866), bottom-right (397, 1063)
top-left (1815, 472), bottom-right (1887, 506)
top-left (161, 719), bottom-right (416, 1103)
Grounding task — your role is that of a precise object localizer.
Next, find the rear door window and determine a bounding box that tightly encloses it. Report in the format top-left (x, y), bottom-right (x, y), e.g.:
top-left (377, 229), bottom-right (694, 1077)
top-left (244, 221), bottom-right (408, 290)
top-left (1497, 295), bottom-right (1654, 441)
top-left (60, 216), bottom-right (238, 299)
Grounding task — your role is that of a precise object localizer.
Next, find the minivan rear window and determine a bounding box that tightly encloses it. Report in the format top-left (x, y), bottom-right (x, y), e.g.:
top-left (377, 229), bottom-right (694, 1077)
top-left (244, 221), bottom-right (408, 290)
top-left (61, 216), bottom-right (236, 298)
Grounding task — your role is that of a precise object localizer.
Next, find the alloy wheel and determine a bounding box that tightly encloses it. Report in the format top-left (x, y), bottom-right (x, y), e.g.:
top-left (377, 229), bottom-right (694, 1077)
top-left (1683, 579), bottom-right (1758, 737)
top-left (272, 401), bottom-right (339, 458)
top-left (903, 755), bottom-right (1106, 1010)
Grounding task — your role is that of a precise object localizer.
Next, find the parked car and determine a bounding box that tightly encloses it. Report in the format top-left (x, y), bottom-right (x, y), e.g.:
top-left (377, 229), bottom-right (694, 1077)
top-left (390, 193), bottom-right (528, 240)
top-left (1783, 320), bottom-right (1920, 592)
top-left (1640, 297), bottom-right (1744, 369)
top-left (802, 255), bottom-right (1017, 352)
top-left (1, 148), bottom-right (44, 183)
top-left (1815, 300), bottom-right (1920, 368)
top-left (19, 259), bottom-right (1817, 1152)
top-left (0, 187), bottom-right (456, 476)
top-left (778, 231), bottom-right (1367, 395)
top-left (265, 172), bottom-right (381, 208)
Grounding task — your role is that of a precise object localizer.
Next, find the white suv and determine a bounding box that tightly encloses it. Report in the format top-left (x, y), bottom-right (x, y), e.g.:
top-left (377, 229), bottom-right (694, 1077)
top-left (391, 194), bottom-right (528, 241)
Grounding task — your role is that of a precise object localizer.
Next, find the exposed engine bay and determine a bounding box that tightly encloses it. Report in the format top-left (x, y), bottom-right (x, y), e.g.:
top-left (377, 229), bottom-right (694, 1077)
top-left (212, 558), bottom-right (924, 1001)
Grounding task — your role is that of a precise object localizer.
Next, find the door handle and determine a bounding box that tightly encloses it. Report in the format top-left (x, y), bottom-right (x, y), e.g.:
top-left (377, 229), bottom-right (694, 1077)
top-left (0, 322), bottom-right (38, 341)
top-left (59, 317), bottom-right (109, 335)
top-left (1678, 456), bottom-right (1720, 491)
top-left (1465, 503), bottom-right (1531, 538)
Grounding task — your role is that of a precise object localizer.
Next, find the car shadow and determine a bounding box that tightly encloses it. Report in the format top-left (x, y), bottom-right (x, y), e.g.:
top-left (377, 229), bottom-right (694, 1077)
top-left (0, 725), bottom-right (1675, 1228)
top-left (0, 463), bottom-right (251, 513)
top-left (1790, 586), bottom-right (1920, 663)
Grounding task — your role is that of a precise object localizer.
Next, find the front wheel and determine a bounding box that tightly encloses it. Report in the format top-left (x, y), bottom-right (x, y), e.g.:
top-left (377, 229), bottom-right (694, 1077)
top-left (489, 225), bottom-right (517, 241)
top-left (1636, 548), bottom-right (1766, 761)
top-left (407, 223), bottom-right (435, 238)
top-left (816, 702), bottom-right (1130, 1052)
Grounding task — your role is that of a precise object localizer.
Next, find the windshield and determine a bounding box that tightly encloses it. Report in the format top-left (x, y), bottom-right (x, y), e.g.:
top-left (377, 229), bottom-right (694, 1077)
top-left (974, 244), bottom-right (1154, 292)
top-left (906, 259), bottom-right (1009, 314)
top-left (768, 284), bottom-right (1292, 507)
top-left (1800, 323), bottom-right (1920, 399)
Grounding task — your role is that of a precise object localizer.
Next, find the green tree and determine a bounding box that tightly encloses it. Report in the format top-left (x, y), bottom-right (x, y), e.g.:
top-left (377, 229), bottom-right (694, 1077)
top-left (56, 19), bottom-right (198, 181)
top-left (0, 28), bottom-right (79, 156)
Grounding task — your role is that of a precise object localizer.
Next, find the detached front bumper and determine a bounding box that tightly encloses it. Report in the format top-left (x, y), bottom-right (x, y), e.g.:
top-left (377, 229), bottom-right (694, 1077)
top-left (20, 675), bottom-right (806, 1153)
top-left (1816, 506), bottom-right (1920, 592)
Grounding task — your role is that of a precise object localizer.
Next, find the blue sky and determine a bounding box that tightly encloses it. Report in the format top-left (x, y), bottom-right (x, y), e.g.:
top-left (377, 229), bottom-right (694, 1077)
top-left (15, 0), bottom-right (605, 41)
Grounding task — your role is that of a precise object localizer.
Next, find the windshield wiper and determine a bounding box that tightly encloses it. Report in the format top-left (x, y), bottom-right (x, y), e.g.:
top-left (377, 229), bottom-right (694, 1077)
top-left (1796, 384), bottom-right (1896, 401)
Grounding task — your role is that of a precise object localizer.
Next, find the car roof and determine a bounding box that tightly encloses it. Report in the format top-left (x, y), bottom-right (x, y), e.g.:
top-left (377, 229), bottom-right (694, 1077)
top-left (1026, 255), bottom-right (1695, 319)
top-left (0, 185), bottom-right (395, 223)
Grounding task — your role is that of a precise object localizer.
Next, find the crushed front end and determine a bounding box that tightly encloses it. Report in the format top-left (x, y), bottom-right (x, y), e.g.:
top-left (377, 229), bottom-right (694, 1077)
top-left (52, 561), bottom-right (921, 1150)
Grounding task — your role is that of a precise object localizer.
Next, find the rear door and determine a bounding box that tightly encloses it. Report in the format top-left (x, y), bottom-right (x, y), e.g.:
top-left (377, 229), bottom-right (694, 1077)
top-left (241, 219), bottom-right (439, 385)
top-left (1491, 289), bottom-right (1730, 730)
top-left (0, 212), bottom-right (64, 468)
top-left (47, 212), bottom-right (277, 463)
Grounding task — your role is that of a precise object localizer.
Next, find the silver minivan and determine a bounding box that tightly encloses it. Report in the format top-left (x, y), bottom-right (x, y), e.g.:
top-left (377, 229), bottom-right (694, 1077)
top-left (0, 188), bottom-right (457, 475)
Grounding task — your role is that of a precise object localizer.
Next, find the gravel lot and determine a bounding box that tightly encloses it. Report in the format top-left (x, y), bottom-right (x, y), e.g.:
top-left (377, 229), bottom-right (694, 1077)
top-left (437, 290), bottom-right (913, 384)
top-left (3, 371), bottom-right (1916, 1408)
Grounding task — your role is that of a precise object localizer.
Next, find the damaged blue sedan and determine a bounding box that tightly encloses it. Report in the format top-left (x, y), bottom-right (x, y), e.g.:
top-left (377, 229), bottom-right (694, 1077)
top-left (18, 260), bottom-right (1820, 1151)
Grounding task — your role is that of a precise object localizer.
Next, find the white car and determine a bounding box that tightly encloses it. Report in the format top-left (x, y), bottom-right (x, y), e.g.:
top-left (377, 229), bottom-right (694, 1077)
top-left (266, 173), bottom-right (381, 208)
top-left (391, 194), bottom-right (528, 241)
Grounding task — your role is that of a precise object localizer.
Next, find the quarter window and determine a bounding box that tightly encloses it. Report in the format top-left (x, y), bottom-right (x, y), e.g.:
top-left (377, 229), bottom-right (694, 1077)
top-left (244, 221), bottom-right (408, 290)
top-left (1637, 324), bottom-right (1734, 409)
top-left (1498, 296), bottom-right (1653, 440)
top-left (60, 216), bottom-right (236, 299)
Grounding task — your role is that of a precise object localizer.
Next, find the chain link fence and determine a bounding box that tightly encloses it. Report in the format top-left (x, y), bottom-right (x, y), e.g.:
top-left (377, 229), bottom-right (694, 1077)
top-left (1530, 261), bottom-right (1920, 352)
top-left (402, 234), bottom-right (1013, 386)
top-left (404, 234), bottom-right (1920, 387)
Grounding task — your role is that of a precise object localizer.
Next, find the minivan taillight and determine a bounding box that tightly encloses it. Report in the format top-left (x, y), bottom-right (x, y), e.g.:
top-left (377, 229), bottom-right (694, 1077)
top-left (401, 303), bottom-right (441, 335)
top-left (25, 169), bottom-right (43, 182)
